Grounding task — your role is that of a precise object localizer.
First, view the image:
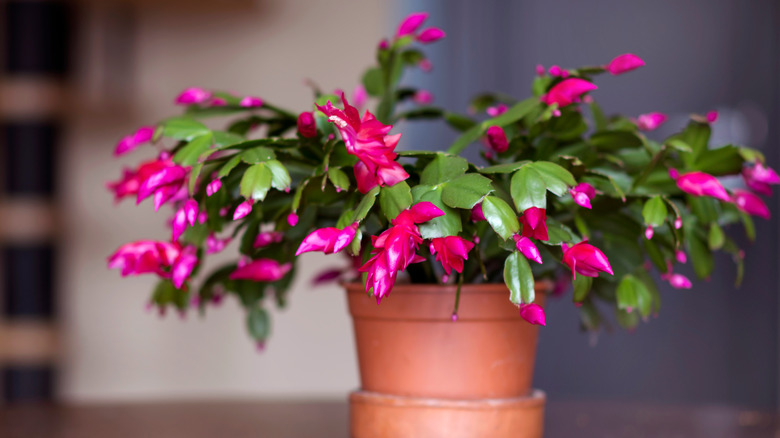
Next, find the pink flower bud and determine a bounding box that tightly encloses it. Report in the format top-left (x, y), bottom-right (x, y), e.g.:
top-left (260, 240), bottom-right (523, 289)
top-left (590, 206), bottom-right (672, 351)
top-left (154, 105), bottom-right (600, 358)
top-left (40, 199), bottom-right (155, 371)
top-left (296, 223), bottom-right (358, 256)
top-left (233, 199), bottom-right (254, 220)
top-left (605, 53), bottom-right (645, 75)
top-left (570, 183), bottom-right (596, 209)
top-left (706, 110), bottom-right (719, 123)
top-left (240, 96), bottom-right (264, 108)
top-left (675, 250), bottom-right (687, 264)
top-left (229, 258), bottom-right (292, 282)
top-left (396, 12), bottom-right (428, 38)
top-left (206, 233), bottom-right (231, 254)
top-left (541, 78), bottom-right (598, 108)
top-left (674, 217), bottom-right (683, 229)
top-left (645, 225), bottom-right (654, 240)
top-left (519, 303), bottom-right (546, 326)
top-left (512, 235), bottom-right (542, 264)
top-left (470, 203), bottom-right (486, 222)
top-left (673, 171), bottom-right (731, 202)
top-left (210, 97), bottom-right (228, 107)
top-left (667, 273), bottom-right (692, 289)
top-left (635, 112), bottom-right (668, 131)
top-left (206, 178), bottom-right (222, 196)
top-left (413, 90), bottom-right (433, 105)
top-left (416, 27), bottom-right (446, 43)
top-left (378, 39), bottom-right (389, 50)
top-left (563, 241), bottom-right (614, 279)
top-left (742, 162), bottom-right (780, 196)
top-left (485, 126), bottom-right (509, 153)
top-left (486, 104), bottom-right (508, 117)
top-left (114, 125), bottom-right (155, 156)
top-left (548, 65), bottom-right (563, 76)
top-left (184, 199), bottom-right (199, 227)
top-left (297, 111), bottom-right (317, 138)
top-left (429, 236), bottom-right (475, 275)
top-left (254, 231), bottom-right (284, 249)
top-left (519, 207), bottom-right (548, 241)
top-left (732, 190), bottom-right (770, 219)
top-left (287, 212), bottom-right (299, 227)
top-left (418, 59), bottom-right (433, 72)
top-left (175, 87), bottom-right (211, 105)
top-left (536, 64), bottom-right (546, 76)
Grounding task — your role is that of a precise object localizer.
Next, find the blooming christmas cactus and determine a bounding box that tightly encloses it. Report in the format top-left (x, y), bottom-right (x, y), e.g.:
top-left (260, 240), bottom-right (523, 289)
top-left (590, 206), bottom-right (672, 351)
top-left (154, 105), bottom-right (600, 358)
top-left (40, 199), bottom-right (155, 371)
top-left (107, 12), bottom-right (774, 345)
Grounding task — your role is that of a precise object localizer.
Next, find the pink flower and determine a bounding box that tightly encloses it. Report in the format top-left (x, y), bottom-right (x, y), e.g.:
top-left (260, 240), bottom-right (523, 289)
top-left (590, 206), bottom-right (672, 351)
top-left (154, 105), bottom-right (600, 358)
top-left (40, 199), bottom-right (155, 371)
top-left (742, 162), bottom-right (780, 195)
top-left (210, 97), bottom-right (228, 107)
top-left (470, 203), bottom-right (486, 222)
top-left (645, 225), bottom-right (654, 240)
top-left (413, 90), bottom-right (433, 105)
top-left (569, 182), bottom-right (596, 209)
top-left (318, 94), bottom-right (409, 193)
top-left (661, 271), bottom-right (692, 289)
top-left (541, 78), bottom-right (598, 108)
top-left (605, 53), bottom-right (645, 75)
top-left (240, 96), bottom-right (264, 108)
top-left (535, 64), bottom-right (546, 76)
top-left (233, 199), bottom-right (254, 220)
top-left (417, 28), bottom-right (446, 43)
top-left (548, 65), bottom-right (564, 76)
top-left (485, 126), bottom-right (509, 153)
top-left (297, 111), bottom-right (318, 138)
top-left (635, 112), bottom-right (667, 131)
top-left (107, 158), bottom-right (170, 202)
top-left (519, 303), bottom-right (546, 326)
top-left (562, 241), bottom-right (614, 279)
top-left (171, 245), bottom-right (198, 289)
top-left (296, 223), bottom-right (358, 255)
top-left (706, 110), bottom-right (718, 123)
top-left (109, 155), bottom-right (188, 211)
top-left (486, 104), bottom-right (508, 117)
top-left (287, 212), bottom-right (299, 227)
top-left (114, 125), bottom-right (155, 156)
top-left (396, 12), bottom-right (428, 38)
top-left (206, 178), bottom-right (222, 196)
top-left (732, 190), bottom-right (770, 219)
top-left (254, 231), bottom-right (284, 248)
top-left (429, 236), bottom-right (475, 275)
top-left (672, 171), bottom-right (731, 202)
top-left (229, 259), bottom-right (292, 282)
top-left (675, 249), bottom-right (687, 264)
top-left (175, 87), bottom-right (211, 105)
top-left (359, 202), bottom-right (444, 302)
top-left (378, 39), bottom-right (389, 50)
top-left (512, 235), bottom-right (542, 264)
top-left (206, 233), bottom-right (231, 254)
top-left (519, 207), bottom-right (549, 241)
top-left (674, 216), bottom-right (683, 229)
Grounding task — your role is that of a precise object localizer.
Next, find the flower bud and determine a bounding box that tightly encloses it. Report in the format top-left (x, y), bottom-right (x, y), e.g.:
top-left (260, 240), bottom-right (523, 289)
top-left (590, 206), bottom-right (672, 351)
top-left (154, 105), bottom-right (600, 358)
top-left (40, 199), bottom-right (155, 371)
top-left (297, 111), bottom-right (317, 138)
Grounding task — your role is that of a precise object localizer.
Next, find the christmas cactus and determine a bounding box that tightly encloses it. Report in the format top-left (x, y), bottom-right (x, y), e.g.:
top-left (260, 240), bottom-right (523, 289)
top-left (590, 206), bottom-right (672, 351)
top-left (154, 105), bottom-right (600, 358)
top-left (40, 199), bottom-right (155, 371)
top-left (107, 12), bottom-right (774, 345)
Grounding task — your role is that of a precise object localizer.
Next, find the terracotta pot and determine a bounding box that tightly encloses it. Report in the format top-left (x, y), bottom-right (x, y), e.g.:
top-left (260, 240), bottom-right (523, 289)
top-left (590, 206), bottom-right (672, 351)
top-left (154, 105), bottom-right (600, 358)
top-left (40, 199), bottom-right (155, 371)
top-left (345, 282), bottom-right (549, 438)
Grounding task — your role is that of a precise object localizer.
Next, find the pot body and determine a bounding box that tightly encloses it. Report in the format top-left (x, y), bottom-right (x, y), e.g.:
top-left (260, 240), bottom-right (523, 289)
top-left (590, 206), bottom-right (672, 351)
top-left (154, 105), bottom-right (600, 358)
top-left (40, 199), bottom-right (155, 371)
top-left (346, 282), bottom-right (548, 438)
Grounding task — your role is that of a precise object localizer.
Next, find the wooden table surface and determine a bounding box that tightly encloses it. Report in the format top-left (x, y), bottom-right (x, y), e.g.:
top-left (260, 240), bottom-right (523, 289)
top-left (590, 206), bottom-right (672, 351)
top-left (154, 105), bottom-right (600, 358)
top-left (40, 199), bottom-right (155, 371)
top-left (1, 400), bottom-right (778, 438)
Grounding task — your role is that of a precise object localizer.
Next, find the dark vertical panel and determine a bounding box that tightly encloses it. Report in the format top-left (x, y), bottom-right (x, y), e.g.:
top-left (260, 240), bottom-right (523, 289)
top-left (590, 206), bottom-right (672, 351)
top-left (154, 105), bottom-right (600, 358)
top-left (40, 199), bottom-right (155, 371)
top-left (2, 1), bottom-right (71, 75)
top-left (2, 245), bottom-right (56, 318)
top-left (1, 121), bottom-right (58, 196)
top-left (2, 366), bottom-right (55, 402)
top-left (398, 0), bottom-right (779, 407)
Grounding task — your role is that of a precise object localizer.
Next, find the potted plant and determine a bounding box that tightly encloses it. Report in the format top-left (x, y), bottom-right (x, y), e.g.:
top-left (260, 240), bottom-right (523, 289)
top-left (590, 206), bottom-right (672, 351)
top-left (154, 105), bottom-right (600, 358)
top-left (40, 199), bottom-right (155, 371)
top-left (106, 11), bottom-right (775, 438)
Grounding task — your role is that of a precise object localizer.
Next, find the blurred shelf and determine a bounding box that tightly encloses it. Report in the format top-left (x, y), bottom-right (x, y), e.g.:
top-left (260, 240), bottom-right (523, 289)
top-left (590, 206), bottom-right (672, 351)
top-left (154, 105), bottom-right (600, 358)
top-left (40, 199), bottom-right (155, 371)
top-left (0, 399), bottom-right (777, 437)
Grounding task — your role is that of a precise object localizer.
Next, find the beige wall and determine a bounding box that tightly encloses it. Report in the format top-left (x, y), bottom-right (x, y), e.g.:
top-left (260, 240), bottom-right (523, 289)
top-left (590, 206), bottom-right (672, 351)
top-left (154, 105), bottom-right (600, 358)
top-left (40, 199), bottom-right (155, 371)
top-left (61, 0), bottom-right (386, 401)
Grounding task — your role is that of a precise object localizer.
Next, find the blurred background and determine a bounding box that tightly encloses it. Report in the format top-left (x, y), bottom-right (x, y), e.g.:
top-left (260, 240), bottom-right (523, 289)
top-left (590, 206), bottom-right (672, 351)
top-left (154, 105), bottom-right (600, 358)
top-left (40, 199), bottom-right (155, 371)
top-left (0, 0), bottom-right (777, 410)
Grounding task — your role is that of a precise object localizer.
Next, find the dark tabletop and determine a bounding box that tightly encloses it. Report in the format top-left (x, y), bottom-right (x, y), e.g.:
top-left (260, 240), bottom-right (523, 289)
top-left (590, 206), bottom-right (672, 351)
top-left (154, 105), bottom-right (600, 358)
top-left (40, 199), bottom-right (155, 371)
top-left (0, 400), bottom-right (777, 438)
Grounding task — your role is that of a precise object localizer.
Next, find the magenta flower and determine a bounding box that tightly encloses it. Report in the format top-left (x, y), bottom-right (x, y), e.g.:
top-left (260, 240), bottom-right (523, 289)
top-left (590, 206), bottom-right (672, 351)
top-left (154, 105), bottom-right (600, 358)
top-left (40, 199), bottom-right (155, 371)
top-left (175, 87), bottom-right (211, 105)
top-left (229, 259), bottom-right (292, 282)
top-left (732, 190), bottom-right (770, 219)
top-left (742, 162), bottom-right (780, 195)
top-left (569, 182), bottom-right (596, 209)
top-left (635, 112), bottom-right (667, 131)
top-left (254, 231), bottom-right (284, 249)
top-left (296, 223), bottom-right (359, 255)
top-left (645, 225), bottom-right (654, 240)
top-left (233, 199), bottom-right (254, 220)
top-left (541, 78), bottom-right (598, 108)
top-left (519, 207), bottom-right (549, 241)
top-left (240, 96), bottom-right (263, 108)
top-left (396, 12), bottom-right (428, 37)
top-left (108, 240), bottom-right (197, 289)
top-left (287, 212), bottom-right (299, 227)
top-left (706, 110), bottom-right (718, 123)
top-left (297, 111), bottom-right (317, 138)
top-left (562, 241), bottom-right (614, 279)
top-left (318, 94), bottom-right (409, 193)
top-left (172, 199), bottom-right (199, 241)
top-left (548, 65), bottom-right (566, 77)
top-left (674, 216), bottom-right (683, 229)
top-left (429, 236), bottom-right (475, 275)
top-left (206, 233), bottom-right (231, 254)
top-left (672, 171), bottom-right (731, 202)
top-left (114, 125), bottom-right (155, 156)
top-left (661, 271), bottom-right (692, 289)
top-left (210, 97), bottom-right (228, 107)
top-left (417, 28), bottom-right (446, 43)
top-left (605, 53), bottom-right (645, 75)
top-left (512, 235), bottom-right (542, 264)
top-left (171, 245), bottom-right (198, 289)
top-left (108, 155), bottom-right (188, 211)
top-left (486, 104), bottom-right (508, 117)
top-left (535, 64), bottom-right (546, 76)
top-left (206, 178), bottom-right (222, 196)
top-left (519, 303), bottom-right (546, 326)
top-left (485, 126), bottom-right (509, 153)
top-left (359, 202), bottom-right (444, 302)
top-left (107, 158), bottom-right (170, 202)
top-left (470, 203), bottom-right (486, 222)
top-left (675, 249), bottom-right (687, 264)
top-left (413, 90), bottom-right (434, 105)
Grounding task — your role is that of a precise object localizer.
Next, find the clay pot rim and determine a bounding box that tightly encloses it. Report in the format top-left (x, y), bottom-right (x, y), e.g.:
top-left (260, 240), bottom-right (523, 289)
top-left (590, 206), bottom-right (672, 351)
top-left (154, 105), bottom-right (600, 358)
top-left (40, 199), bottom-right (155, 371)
top-left (343, 279), bottom-right (554, 295)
